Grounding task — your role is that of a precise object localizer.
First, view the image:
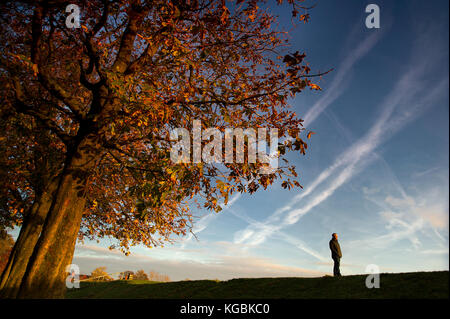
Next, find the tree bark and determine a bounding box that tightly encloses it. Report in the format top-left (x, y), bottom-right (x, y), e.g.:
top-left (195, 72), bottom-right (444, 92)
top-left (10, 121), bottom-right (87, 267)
top-left (16, 135), bottom-right (101, 298)
top-left (0, 177), bottom-right (59, 298)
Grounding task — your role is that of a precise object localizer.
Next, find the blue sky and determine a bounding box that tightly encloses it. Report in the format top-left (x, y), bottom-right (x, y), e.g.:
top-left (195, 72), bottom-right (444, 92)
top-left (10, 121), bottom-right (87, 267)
top-left (69, 0), bottom-right (449, 280)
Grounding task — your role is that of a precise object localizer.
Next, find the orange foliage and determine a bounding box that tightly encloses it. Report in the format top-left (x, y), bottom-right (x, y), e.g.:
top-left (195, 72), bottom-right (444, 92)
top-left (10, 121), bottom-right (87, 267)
top-left (0, 0), bottom-right (327, 254)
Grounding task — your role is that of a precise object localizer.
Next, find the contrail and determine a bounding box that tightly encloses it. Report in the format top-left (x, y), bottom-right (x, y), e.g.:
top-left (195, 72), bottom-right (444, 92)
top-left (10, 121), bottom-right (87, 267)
top-left (303, 31), bottom-right (383, 126)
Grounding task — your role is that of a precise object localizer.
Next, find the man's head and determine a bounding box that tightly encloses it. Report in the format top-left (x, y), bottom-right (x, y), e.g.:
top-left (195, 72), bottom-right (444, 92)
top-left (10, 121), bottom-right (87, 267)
top-left (332, 233), bottom-right (338, 240)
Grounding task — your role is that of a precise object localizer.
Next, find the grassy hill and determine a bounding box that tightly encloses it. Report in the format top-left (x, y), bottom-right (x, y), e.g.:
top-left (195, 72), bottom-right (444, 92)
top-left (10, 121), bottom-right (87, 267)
top-left (66, 271), bottom-right (448, 299)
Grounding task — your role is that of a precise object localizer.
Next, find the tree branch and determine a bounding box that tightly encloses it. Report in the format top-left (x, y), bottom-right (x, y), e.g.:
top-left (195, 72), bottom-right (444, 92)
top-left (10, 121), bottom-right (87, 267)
top-left (112, 3), bottom-right (150, 74)
top-left (12, 77), bottom-right (73, 146)
top-left (31, 3), bottom-right (85, 122)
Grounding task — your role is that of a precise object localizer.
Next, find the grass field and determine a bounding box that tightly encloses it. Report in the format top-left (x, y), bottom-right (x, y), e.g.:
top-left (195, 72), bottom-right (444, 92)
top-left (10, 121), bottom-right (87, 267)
top-left (66, 271), bottom-right (449, 299)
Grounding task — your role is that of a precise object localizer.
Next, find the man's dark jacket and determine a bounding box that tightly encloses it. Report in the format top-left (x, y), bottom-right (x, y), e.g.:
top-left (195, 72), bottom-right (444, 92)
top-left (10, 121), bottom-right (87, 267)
top-left (329, 238), bottom-right (342, 259)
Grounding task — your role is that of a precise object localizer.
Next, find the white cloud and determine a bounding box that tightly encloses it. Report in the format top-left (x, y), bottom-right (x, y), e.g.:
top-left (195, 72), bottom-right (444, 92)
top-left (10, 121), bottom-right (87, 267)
top-left (385, 195), bottom-right (416, 209)
top-left (368, 216), bottom-right (424, 250)
top-left (72, 243), bottom-right (325, 280)
top-left (357, 181), bottom-right (448, 253)
top-left (384, 194), bottom-right (449, 231)
top-left (420, 249), bottom-right (449, 255)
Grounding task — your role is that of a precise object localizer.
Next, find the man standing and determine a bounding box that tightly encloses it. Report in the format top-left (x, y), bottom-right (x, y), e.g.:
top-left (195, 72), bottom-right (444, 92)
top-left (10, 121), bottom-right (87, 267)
top-left (329, 233), bottom-right (342, 277)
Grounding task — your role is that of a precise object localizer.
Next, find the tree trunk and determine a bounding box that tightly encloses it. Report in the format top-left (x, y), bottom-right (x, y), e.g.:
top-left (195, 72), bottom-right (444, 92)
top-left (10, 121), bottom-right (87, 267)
top-left (0, 177), bottom-right (59, 298)
top-left (16, 135), bottom-right (101, 298)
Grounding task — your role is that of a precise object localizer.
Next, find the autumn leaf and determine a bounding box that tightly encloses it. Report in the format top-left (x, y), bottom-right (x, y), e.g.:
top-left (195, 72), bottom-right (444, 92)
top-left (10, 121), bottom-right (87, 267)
top-left (32, 63), bottom-right (38, 76)
top-left (309, 83), bottom-right (321, 90)
top-left (307, 131), bottom-right (315, 139)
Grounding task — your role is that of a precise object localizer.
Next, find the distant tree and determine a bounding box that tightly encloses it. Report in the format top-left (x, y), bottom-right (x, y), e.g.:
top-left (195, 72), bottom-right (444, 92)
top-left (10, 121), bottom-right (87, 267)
top-left (119, 270), bottom-right (134, 280)
top-left (79, 274), bottom-right (91, 281)
top-left (0, 229), bottom-right (14, 274)
top-left (148, 270), bottom-right (171, 282)
top-left (90, 267), bottom-right (113, 281)
top-left (134, 269), bottom-right (149, 281)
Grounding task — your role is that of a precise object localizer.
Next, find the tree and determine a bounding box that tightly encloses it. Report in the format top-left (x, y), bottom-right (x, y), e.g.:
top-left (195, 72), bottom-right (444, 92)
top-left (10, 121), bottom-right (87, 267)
top-left (0, 229), bottom-right (14, 275)
top-left (148, 270), bottom-right (171, 282)
top-left (119, 270), bottom-right (134, 280)
top-left (0, 0), bottom-right (327, 298)
top-left (90, 266), bottom-right (113, 281)
top-left (134, 269), bottom-right (148, 281)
